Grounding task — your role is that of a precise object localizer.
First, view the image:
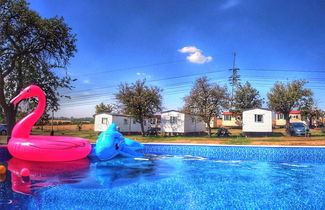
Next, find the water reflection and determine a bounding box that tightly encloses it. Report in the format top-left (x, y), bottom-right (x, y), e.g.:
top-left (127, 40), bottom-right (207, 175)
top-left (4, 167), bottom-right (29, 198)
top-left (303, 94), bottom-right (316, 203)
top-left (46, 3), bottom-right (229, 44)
top-left (5, 154), bottom-right (174, 195)
top-left (92, 155), bottom-right (171, 188)
top-left (8, 158), bottom-right (90, 195)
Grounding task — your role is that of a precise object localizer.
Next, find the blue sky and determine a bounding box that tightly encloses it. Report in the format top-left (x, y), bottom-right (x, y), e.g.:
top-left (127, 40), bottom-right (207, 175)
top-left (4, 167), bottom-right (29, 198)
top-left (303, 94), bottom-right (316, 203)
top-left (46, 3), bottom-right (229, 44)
top-left (28, 0), bottom-right (325, 117)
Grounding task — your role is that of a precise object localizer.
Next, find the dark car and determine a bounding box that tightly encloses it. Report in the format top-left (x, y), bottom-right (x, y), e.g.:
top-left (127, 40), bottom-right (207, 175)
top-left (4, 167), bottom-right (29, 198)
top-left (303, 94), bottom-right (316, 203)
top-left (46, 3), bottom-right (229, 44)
top-left (0, 124), bottom-right (7, 135)
top-left (289, 122), bottom-right (308, 136)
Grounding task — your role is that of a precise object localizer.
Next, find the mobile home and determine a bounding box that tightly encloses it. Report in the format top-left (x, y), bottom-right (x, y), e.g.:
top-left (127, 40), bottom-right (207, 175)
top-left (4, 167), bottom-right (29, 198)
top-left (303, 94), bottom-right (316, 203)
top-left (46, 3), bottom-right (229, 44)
top-left (94, 113), bottom-right (150, 133)
top-left (275, 110), bottom-right (302, 127)
top-left (242, 108), bottom-right (272, 137)
top-left (160, 110), bottom-right (206, 135)
top-left (222, 112), bottom-right (242, 127)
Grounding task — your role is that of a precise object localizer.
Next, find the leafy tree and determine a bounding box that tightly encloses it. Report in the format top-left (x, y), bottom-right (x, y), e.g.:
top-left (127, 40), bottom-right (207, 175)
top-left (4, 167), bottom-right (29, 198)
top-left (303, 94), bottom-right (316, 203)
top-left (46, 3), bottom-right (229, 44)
top-left (183, 76), bottom-right (230, 137)
top-left (299, 97), bottom-right (323, 128)
top-left (232, 81), bottom-right (263, 112)
top-left (0, 0), bottom-right (77, 140)
top-left (115, 80), bottom-right (162, 136)
top-left (95, 102), bottom-right (114, 114)
top-left (267, 80), bottom-right (313, 135)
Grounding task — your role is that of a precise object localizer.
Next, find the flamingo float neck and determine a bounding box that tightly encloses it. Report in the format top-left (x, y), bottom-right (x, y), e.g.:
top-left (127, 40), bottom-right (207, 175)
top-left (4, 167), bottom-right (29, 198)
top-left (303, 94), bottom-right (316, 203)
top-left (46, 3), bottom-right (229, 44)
top-left (11, 85), bottom-right (46, 138)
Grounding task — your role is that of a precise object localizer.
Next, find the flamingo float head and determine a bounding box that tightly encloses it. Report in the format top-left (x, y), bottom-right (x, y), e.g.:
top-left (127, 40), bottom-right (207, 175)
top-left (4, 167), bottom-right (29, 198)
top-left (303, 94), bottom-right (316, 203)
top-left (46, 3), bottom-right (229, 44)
top-left (10, 85), bottom-right (43, 106)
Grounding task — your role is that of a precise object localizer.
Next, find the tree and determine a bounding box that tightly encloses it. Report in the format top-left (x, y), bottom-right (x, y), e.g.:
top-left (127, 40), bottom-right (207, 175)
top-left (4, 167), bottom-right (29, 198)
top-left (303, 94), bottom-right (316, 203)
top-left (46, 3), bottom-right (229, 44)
top-left (267, 80), bottom-right (313, 135)
top-left (183, 77), bottom-right (230, 137)
top-left (95, 102), bottom-right (114, 114)
top-left (115, 80), bottom-right (162, 136)
top-left (299, 97), bottom-right (323, 128)
top-left (0, 0), bottom-right (77, 140)
top-left (232, 81), bottom-right (263, 112)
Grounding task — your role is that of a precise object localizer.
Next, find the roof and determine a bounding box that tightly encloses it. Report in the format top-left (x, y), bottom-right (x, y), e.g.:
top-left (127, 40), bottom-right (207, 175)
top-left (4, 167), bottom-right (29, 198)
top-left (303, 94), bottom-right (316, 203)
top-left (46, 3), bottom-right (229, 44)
top-left (94, 112), bottom-right (130, 117)
top-left (290, 110), bottom-right (301, 114)
top-left (223, 112), bottom-right (241, 115)
top-left (161, 110), bottom-right (183, 114)
top-left (161, 110), bottom-right (203, 118)
top-left (243, 108), bottom-right (272, 112)
top-left (275, 110), bottom-right (301, 114)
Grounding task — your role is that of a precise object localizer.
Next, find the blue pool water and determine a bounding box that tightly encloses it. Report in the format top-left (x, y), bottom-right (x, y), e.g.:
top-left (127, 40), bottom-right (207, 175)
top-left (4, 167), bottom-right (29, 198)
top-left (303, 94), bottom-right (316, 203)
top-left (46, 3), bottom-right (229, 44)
top-left (0, 144), bottom-right (325, 209)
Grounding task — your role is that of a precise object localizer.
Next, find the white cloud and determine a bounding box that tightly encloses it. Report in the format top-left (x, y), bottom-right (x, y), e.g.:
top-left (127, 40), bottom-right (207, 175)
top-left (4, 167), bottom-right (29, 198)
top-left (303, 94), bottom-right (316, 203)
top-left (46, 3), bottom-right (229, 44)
top-left (219, 0), bottom-right (240, 10)
top-left (136, 72), bottom-right (151, 79)
top-left (187, 52), bottom-right (213, 64)
top-left (83, 79), bottom-right (90, 84)
top-left (178, 46), bottom-right (213, 64)
top-left (178, 46), bottom-right (201, 54)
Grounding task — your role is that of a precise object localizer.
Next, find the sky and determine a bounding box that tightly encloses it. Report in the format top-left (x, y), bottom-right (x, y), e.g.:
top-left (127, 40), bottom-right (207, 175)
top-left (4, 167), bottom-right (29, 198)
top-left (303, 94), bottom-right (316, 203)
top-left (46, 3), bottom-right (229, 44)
top-left (27, 0), bottom-right (325, 118)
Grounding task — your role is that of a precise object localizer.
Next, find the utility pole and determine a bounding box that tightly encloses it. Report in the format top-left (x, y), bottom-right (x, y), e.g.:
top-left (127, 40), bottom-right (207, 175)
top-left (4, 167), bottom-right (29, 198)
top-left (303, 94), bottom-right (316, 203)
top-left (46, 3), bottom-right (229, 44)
top-left (228, 52), bottom-right (240, 106)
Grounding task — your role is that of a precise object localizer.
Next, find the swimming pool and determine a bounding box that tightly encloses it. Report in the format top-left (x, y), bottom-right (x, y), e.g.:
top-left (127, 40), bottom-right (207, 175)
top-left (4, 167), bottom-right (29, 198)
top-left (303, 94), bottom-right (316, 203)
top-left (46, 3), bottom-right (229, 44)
top-left (0, 144), bottom-right (325, 209)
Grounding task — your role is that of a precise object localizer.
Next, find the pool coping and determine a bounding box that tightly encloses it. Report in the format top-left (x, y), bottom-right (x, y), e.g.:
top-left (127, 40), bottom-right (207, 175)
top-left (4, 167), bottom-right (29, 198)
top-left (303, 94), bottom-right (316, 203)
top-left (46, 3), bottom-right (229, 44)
top-left (2, 143), bottom-right (325, 148)
top-left (143, 143), bottom-right (325, 148)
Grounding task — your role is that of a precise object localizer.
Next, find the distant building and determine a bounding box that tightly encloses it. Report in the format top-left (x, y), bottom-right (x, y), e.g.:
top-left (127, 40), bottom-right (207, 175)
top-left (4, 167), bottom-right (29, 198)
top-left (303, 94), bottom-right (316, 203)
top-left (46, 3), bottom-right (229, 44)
top-left (160, 110), bottom-right (206, 135)
top-left (275, 110), bottom-right (302, 127)
top-left (209, 114), bottom-right (222, 128)
top-left (222, 112), bottom-right (242, 127)
top-left (94, 113), bottom-right (159, 133)
top-left (242, 108), bottom-right (273, 137)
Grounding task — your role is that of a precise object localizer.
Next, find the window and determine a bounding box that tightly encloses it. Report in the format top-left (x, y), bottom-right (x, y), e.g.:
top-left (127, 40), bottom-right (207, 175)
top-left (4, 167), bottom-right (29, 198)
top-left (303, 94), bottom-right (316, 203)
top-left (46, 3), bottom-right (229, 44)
top-left (224, 115), bottom-right (231, 121)
top-left (255, 114), bottom-right (263, 123)
top-left (290, 115), bottom-right (298, 119)
top-left (277, 113), bottom-right (284, 120)
top-left (170, 116), bottom-right (177, 124)
top-left (123, 119), bottom-right (128, 125)
top-left (101, 118), bottom-right (108, 124)
top-left (144, 120), bottom-right (147, 126)
top-left (150, 118), bottom-right (156, 124)
top-left (133, 120), bottom-right (136, 124)
top-left (191, 117), bottom-right (195, 123)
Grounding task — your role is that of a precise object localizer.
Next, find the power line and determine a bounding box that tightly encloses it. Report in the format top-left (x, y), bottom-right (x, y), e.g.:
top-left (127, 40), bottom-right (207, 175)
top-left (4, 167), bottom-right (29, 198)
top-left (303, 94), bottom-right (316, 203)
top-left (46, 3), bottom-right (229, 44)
top-left (243, 68), bottom-right (325, 73)
top-left (74, 59), bottom-right (186, 76)
top-left (60, 69), bottom-right (228, 94)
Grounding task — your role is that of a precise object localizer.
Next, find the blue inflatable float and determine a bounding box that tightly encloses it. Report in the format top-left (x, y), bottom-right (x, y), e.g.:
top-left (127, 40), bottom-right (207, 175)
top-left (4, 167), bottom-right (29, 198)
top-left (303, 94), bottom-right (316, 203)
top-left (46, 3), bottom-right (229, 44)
top-left (95, 124), bottom-right (144, 160)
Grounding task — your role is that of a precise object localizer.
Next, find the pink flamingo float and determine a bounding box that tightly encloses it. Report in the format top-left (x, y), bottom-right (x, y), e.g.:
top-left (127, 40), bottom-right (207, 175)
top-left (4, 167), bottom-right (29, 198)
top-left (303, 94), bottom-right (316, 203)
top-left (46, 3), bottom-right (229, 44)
top-left (8, 85), bottom-right (91, 162)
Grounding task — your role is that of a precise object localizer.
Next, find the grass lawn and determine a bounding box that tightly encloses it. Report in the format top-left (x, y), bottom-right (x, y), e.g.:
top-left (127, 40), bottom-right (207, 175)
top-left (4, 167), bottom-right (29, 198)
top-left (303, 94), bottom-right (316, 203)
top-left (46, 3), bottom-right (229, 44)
top-left (0, 127), bottom-right (324, 146)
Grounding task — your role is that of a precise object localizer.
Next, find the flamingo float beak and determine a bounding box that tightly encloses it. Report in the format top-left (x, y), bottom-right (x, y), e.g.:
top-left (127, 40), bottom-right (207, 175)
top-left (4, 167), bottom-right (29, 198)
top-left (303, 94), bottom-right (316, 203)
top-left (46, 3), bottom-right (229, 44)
top-left (10, 92), bottom-right (25, 106)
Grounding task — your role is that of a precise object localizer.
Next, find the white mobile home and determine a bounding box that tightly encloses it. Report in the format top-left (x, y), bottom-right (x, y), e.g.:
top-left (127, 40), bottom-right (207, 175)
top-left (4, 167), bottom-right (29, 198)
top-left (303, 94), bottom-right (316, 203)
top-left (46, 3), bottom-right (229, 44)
top-left (242, 108), bottom-right (273, 137)
top-left (160, 110), bottom-right (206, 135)
top-left (94, 113), bottom-right (150, 133)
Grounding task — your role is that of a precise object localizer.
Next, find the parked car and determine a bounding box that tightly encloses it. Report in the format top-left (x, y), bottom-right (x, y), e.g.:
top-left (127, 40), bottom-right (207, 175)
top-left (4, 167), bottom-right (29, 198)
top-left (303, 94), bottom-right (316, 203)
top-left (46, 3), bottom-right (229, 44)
top-left (289, 122), bottom-right (309, 136)
top-left (0, 124), bottom-right (7, 135)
